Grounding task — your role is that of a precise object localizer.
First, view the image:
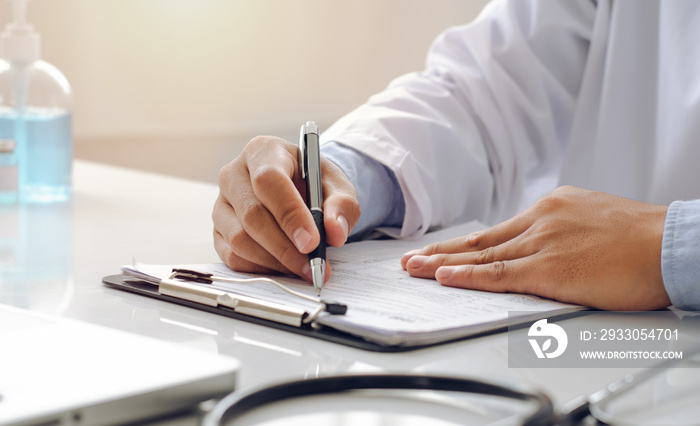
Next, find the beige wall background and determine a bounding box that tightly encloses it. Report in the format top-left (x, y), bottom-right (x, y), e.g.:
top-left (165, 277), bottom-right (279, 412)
top-left (0, 0), bottom-right (490, 183)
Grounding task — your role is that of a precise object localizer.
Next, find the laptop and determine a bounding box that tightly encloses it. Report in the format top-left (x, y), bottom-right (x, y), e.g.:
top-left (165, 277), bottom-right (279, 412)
top-left (0, 304), bottom-right (239, 426)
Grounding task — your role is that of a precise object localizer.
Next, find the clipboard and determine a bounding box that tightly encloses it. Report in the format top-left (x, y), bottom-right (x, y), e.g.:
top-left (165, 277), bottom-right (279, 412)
top-left (102, 272), bottom-right (465, 353)
top-left (101, 223), bottom-right (586, 352)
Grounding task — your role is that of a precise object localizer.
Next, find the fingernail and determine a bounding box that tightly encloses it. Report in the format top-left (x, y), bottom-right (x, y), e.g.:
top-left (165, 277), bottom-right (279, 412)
top-left (293, 227), bottom-right (312, 252)
top-left (408, 255), bottom-right (427, 269)
top-left (337, 214), bottom-right (349, 239)
top-left (436, 266), bottom-right (453, 281)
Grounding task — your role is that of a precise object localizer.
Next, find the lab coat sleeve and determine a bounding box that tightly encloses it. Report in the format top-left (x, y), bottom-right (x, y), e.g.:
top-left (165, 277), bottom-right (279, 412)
top-left (662, 200), bottom-right (700, 311)
top-left (320, 0), bottom-right (596, 237)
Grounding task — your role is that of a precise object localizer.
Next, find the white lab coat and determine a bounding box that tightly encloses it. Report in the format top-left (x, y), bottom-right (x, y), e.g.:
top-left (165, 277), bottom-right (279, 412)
top-left (321, 0), bottom-right (700, 238)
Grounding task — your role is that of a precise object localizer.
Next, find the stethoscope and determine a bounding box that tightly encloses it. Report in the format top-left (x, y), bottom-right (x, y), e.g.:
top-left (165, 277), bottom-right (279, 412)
top-left (202, 343), bottom-right (700, 425)
top-left (201, 374), bottom-right (554, 425)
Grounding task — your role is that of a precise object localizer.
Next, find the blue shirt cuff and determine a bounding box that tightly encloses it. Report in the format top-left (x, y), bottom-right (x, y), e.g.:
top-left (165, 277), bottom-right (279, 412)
top-left (662, 199), bottom-right (700, 311)
top-left (321, 141), bottom-right (405, 239)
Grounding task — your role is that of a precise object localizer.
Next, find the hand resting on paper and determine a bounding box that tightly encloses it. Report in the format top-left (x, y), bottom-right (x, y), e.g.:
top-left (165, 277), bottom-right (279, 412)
top-left (213, 136), bottom-right (360, 283)
top-left (401, 186), bottom-right (672, 311)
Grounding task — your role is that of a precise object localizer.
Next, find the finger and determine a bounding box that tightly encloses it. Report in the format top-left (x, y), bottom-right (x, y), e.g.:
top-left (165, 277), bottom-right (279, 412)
top-left (400, 249), bottom-right (421, 270)
top-left (213, 196), bottom-right (298, 275)
top-left (214, 186), bottom-right (309, 277)
top-left (404, 232), bottom-right (538, 279)
top-left (215, 221), bottom-right (334, 285)
top-left (434, 256), bottom-right (535, 295)
top-left (214, 230), bottom-right (291, 275)
top-left (401, 236), bottom-right (481, 269)
top-left (405, 213), bottom-right (535, 263)
top-left (321, 157), bottom-right (361, 247)
top-left (246, 141), bottom-right (319, 254)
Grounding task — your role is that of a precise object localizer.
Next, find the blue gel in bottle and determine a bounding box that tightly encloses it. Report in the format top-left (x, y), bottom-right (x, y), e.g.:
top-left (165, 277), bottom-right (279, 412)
top-left (0, 108), bottom-right (73, 202)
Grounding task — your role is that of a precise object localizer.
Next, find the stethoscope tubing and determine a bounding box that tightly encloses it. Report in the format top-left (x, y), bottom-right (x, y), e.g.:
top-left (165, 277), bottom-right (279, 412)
top-left (201, 374), bottom-right (554, 426)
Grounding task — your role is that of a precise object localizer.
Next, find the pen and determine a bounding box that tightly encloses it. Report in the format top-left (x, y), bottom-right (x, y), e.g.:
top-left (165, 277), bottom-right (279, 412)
top-left (298, 121), bottom-right (326, 296)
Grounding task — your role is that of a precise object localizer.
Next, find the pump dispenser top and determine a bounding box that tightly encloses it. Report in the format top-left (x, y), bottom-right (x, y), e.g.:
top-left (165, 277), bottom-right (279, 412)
top-left (1, 0), bottom-right (41, 64)
top-left (0, 0), bottom-right (73, 203)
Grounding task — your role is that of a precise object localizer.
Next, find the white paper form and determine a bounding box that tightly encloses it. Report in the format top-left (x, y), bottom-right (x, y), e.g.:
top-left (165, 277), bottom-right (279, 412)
top-left (125, 221), bottom-right (583, 347)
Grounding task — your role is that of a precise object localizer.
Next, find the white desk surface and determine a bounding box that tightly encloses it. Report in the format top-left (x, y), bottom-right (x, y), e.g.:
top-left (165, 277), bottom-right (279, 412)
top-left (0, 161), bottom-right (651, 424)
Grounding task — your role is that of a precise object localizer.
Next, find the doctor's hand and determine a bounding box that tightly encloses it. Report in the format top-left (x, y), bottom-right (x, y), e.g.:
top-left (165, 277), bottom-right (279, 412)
top-left (401, 186), bottom-right (671, 311)
top-left (213, 136), bottom-right (360, 282)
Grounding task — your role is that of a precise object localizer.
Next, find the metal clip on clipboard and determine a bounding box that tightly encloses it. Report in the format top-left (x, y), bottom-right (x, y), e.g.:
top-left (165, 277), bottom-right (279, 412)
top-left (158, 269), bottom-right (347, 328)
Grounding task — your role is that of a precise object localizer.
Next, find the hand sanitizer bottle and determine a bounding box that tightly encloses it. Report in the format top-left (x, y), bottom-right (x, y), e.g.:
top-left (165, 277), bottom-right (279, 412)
top-left (0, 0), bottom-right (73, 203)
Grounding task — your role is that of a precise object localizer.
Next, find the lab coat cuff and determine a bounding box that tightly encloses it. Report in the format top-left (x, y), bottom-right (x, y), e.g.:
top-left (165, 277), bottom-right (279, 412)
top-left (661, 199), bottom-right (700, 311)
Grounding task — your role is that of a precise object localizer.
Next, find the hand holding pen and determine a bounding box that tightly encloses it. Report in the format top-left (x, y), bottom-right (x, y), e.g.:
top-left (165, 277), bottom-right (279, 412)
top-left (212, 128), bottom-right (360, 289)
